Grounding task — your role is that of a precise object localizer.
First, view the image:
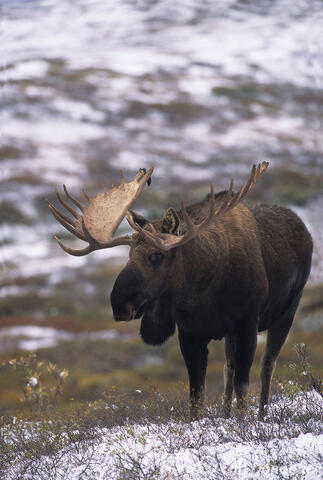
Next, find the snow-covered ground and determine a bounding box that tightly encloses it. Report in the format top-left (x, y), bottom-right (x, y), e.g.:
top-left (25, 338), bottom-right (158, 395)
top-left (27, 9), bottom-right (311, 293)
top-left (4, 390), bottom-right (323, 480)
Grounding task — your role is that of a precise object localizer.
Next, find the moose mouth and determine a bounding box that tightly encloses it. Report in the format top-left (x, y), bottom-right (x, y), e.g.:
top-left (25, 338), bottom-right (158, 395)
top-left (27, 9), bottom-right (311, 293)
top-left (130, 300), bottom-right (147, 320)
top-left (114, 299), bottom-right (147, 322)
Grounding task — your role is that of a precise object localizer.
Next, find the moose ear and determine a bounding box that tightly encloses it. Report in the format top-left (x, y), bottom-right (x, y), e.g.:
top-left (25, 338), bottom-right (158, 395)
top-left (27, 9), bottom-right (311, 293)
top-left (128, 210), bottom-right (149, 228)
top-left (162, 208), bottom-right (180, 235)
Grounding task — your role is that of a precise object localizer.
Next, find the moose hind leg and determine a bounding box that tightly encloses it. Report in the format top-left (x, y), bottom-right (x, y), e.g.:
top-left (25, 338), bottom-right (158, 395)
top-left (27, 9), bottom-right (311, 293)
top-left (222, 335), bottom-right (236, 417)
top-left (234, 323), bottom-right (258, 412)
top-left (259, 293), bottom-right (303, 420)
top-left (178, 330), bottom-right (209, 421)
top-left (259, 317), bottom-right (294, 420)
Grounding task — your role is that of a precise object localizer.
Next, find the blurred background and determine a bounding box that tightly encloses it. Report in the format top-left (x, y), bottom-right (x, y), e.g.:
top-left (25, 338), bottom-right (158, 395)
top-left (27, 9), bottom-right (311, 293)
top-left (0, 0), bottom-right (322, 414)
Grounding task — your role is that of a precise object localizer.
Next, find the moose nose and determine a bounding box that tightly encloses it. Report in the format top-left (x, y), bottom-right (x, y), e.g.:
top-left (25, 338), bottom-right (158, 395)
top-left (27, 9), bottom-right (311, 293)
top-left (110, 268), bottom-right (145, 321)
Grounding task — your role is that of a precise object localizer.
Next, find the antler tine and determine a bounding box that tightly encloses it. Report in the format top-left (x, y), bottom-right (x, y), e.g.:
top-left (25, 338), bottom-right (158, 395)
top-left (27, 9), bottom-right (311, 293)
top-left (258, 161), bottom-right (269, 176)
top-left (181, 184), bottom-right (216, 237)
top-left (120, 170), bottom-right (126, 184)
top-left (143, 228), bottom-right (163, 248)
top-left (63, 184), bottom-right (85, 213)
top-left (230, 161), bottom-right (268, 209)
top-left (226, 165), bottom-right (256, 211)
top-left (127, 211), bottom-right (168, 247)
top-left (46, 200), bottom-right (86, 241)
top-left (126, 211), bottom-right (148, 237)
top-left (56, 189), bottom-right (79, 219)
top-left (47, 198), bottom-right (77, 228)
top-left (126, 212), bottom-right (162, 248)
top-left (253, 162), bottom-right (268, 186)
top-left (180, 180), bottom-right (229, 239)
top-left (82, 188), bottom-right (90, 202)
top-left (199, 183), bottom-right (216, 228)
top-left (54, 236), bottom-right (94, 256)
top-left (239, 164), bottom-right (257, 197)
top-left (211, 162), bottom-right (268, 218)
top-left (180, 180), bottom-right (227, 240)
top-left (180, 197), bottom-right (197, 236)
top-left (213, 178), bottom-right (234, 217)
top-left (182, 177), bottom-right (235, 239)
top-left (126, 210), bottom-right (140, 232)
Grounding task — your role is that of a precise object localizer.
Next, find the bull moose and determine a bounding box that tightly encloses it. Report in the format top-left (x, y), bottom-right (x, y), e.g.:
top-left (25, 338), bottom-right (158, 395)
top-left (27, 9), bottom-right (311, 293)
top-left (47, 163), bottom-right (313, 419)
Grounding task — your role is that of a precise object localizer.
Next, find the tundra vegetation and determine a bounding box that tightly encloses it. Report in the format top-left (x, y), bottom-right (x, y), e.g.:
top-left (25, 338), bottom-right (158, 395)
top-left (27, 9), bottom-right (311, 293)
top-left (0, 345), bottom-right (322, 480)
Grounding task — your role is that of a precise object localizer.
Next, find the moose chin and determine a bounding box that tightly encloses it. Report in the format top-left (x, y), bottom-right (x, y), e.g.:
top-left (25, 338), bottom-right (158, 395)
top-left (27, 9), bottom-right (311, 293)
top-left (47, 163), bottom-right (313, 420)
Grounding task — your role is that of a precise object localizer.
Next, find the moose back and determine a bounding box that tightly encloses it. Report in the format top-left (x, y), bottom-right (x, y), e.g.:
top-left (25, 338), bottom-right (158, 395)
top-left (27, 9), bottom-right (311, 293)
top-left (47, 163), bottom-right (313, 419)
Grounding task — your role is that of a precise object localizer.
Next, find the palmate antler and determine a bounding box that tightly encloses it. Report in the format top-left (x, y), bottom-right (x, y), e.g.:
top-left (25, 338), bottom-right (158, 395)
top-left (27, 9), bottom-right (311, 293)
top-left (127, 162), bottom-right (269, 251)
top-left (47, 167), bottom-right (154, 256)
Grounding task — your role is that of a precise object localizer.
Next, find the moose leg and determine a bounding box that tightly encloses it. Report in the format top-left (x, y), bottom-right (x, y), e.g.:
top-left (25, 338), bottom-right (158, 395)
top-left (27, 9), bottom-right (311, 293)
top-left (259, 313), bottom-right (296, 420)
top-left (234, 323), bottom-right (258, 411)
top-left (222, 335), bottom-right (237, 417)
top-left (178, 331), bottom-right (209, 421)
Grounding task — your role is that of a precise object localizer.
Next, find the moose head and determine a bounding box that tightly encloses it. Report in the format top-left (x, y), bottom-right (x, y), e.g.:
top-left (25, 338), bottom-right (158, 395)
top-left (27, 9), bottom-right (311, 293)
top-left (112, 163), bottom-right (270, 328)
top-left (47, 164), bottom-right (267, 319)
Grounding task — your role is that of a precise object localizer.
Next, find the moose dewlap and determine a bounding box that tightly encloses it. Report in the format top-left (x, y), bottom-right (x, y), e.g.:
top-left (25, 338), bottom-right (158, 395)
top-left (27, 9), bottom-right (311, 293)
top-left (48, 163), bottom-right (313, 420)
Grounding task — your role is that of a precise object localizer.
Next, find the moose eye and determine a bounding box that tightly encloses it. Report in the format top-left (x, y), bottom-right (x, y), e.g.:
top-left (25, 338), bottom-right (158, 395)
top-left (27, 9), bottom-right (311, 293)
top-left (148, 252), bottom-right (164, 267)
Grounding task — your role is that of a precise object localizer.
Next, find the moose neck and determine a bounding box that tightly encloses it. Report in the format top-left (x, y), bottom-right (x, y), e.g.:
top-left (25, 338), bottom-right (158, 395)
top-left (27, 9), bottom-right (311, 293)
top-left (170, 206), bottom-right (261, 307)
top-left (171, 227), bottom-right (225, 301)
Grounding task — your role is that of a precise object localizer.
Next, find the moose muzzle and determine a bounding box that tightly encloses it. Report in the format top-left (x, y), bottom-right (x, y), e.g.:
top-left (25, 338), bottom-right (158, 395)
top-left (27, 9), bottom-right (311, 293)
top-left (110, 268), bottom-right (147, 322)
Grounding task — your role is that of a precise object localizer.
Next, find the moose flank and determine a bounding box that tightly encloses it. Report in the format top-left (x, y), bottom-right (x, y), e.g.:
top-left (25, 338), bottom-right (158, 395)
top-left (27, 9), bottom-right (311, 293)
top-left (47, 163), bottom-right (313, 420)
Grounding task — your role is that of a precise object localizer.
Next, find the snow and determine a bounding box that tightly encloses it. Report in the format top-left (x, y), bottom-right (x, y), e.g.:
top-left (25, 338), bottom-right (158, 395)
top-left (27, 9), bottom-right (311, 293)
top-left (4, 390), bottom-right (322, 479)
top-left (3, 60), bottom-right (49, 81)
top-left (0, 325), bottom-right (133, 352)
top-left (60, 416), bottom-right (323, 479)
top-left (3, 0), bottom-right (323, 88)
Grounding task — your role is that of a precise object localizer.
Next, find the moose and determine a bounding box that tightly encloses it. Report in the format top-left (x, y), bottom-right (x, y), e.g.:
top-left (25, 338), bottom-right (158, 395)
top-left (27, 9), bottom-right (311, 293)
top-left (47, 163), bottom-right (313, 419)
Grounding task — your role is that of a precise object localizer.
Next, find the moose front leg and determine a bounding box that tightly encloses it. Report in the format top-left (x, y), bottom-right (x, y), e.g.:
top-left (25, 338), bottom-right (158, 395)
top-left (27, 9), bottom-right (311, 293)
top-left (178, 330), bottom-right (209, 421)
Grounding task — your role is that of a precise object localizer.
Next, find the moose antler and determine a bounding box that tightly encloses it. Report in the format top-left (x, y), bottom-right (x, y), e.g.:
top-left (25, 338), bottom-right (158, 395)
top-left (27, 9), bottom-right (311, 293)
top-left (127, 162), bottom-right (269, 251)
top-left (47, 167), bottom-right (154, 256)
